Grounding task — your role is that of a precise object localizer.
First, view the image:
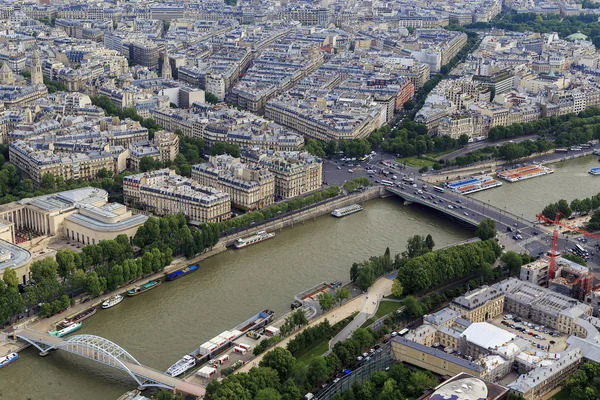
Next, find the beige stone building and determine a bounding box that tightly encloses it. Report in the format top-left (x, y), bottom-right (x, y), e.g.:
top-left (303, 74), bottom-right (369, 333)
top-left (123, 169), bottom-right (231, 224)
top-left (242, 150), bottom-right (322, 200)
top-left (0, 187), bottom-right (146, 284)
top-left (191, 155), bottom-right (274, 211)
top-left (392, 337), bottom-right (485, 378)
top-left (450, 285), bottom-right (505, 323)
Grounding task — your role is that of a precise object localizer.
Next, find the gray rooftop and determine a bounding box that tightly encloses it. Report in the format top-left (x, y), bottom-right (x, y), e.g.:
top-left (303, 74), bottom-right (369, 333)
top-left (393, 337), bottom-right (484, 373)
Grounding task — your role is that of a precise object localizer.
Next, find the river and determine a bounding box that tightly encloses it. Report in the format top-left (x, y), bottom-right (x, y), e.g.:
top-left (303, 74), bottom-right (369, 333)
top-left (470, 155), bottom-right (600, 219)
top-left (0, 197), bottom-right (471, 400)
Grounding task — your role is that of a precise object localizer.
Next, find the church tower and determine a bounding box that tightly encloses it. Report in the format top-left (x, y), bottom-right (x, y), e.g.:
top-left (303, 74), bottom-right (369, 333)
top-left (162, 48), bottom-right (171, 81)
top-left (31, 48), bottom-right (43, 85)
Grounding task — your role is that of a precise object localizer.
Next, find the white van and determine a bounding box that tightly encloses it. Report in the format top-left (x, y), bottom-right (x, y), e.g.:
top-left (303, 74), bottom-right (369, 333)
top-left (305, 394), bottom-right (315, 400)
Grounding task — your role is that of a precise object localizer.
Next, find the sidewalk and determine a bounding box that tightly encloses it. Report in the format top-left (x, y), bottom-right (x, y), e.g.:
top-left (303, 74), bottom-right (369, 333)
top-left (236, 275), bottom-right (394, 374)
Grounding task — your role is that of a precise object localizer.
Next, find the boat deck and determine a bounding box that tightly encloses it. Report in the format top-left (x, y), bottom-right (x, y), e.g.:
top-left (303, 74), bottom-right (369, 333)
top-left (448, 176), bottom-right (502, 194)
top-left (497, 165), bottom-right (553, 182)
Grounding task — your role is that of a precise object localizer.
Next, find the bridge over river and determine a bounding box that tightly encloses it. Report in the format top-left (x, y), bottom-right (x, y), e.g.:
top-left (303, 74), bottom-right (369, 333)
top-left (385, 184), bottom-right (582, 263)
top-left (15, 328), bottom-right (206, 398)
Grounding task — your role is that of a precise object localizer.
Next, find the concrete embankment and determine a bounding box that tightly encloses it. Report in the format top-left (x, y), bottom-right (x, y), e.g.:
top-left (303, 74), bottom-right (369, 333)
top-left (220, 186), bottom-right (386, 247)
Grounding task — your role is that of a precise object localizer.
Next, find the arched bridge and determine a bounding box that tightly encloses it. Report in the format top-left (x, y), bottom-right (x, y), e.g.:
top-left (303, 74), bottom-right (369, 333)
top-left (15, 328), bottom-right (205, 397)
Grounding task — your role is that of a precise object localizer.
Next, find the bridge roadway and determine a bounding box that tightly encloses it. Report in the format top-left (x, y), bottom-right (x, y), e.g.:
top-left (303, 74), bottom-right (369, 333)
top-left (385, 183), bottom-right (590, 263)
top-left (14, 328), bottom-right (206, 398)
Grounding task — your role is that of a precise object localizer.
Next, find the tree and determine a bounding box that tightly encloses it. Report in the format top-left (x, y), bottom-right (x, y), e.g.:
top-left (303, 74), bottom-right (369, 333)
top-left (156, 391), bottom-right (184, 400)
top-left (403, 295), bottom-right (423, 317)
top-left (458, 134), bottom-right (469, 146)
top-left (557, 199), bottom-right (572, 218)
top-left (306, 356), bottom-right (330, 386)
top-left (590, 210), bottom-right (600, 231)
top-left (425, 234), bottom-right (435, 250)
top-left (542, 203), bottom-right (559, 220)
top-left (476, 218), bottom-right (496, 240)
top-left (334, 288), bottom-right (350, 306)
top-left (351, 328), bottom-right (374, 350)
top-left (205, 92), bottom-right (220, 104)
top-left (56, 249), bottom-right (77, 280)
top-left (391, 279), bottom-right (404, 298)
top-left (403, 235), bottom-right (431, 258)
top-left (318, 292), bottom-right (335, 312)
top-left (3, 268), bottom-right (18, 288)
top-left (501, 251), bottom-right (523, 276)
top-left (139, 156), bottom-right (159, 172)
top-left (84, 272), bottom-right (103, 297)
top-left (258, 348), bottom-right (296, 381)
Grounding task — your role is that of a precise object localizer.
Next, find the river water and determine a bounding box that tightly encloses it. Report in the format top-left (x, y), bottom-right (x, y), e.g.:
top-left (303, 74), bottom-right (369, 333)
top-left (470, 155), bottom-right (600, 219)
top-left (2, 156), bottom-right (598, 400)
top-left (0, 197), bottom-right (471, 400)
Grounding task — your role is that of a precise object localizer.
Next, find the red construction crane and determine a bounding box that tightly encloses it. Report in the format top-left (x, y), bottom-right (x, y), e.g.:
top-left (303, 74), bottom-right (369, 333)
top-left (536, 212), bottom-right (600, 279)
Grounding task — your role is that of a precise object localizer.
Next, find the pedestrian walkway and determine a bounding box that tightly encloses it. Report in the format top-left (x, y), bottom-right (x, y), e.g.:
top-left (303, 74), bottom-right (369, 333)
top-left (329, 275), bottom-right (394, 349)
top-left (236, 275), bottom-right (394, 374)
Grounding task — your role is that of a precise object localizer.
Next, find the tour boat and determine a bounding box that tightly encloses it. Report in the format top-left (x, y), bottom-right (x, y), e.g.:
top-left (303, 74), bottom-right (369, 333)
top-left (234, 231), bottom-right (275, 249)
top-left (589, 167), bottom-right (600, 176)
top-left (127, 280), bottom-right (161, 296)
top-left (165, 265), bottom-right (199, 281)
top-left (331, 204), bottom-right (363, 218)
top-left (102, 295), bottom-right (124, 309)
top-left (48, 322), bottom-right (82, 337)
top-left (166, 355), bottom-right (196, 377)
top-left (0, 352), bottom-right (18, 369)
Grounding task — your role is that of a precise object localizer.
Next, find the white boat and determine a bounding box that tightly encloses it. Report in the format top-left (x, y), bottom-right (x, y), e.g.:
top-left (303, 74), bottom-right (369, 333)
top-left (102, 294), bottom-right (124, 309)
top-left (166, 355), bottom-right (196, 377)
top-left (0, 352), bottom-right (18, 368)
top-left (331, 204), bottom-right (363, 218)
top-left (589, 167), bottom-right (600, 176)
top-left (48, 322), bottom-right (82, 337)
top-left (234, 231), bottom-right (275, 249)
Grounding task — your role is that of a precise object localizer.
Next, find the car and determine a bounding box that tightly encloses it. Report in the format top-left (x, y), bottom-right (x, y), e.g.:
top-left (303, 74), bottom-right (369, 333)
top-left (514, 223), bottom-right (518, 227)
top-left (391, 331), bottom-right (398, 337)
top-left (460, 205), bottom-right (465, 209)
top-left (333, 378), bottom-right (340, 384)
top-left (448, 205), bottom-right (454, 209)
top-left (362, 352), bottom-right (369, 357)
top-left (532, 231), bottom-right (538, 235)
top-left (369, 175), bottom-right (374, 178)
top-left (528, 332), bottom-right (534, 336)
top-left (463, 212), bottom-right (469, 216)
top-left (356, 356), bottom-right (363, 361)
top-left (82, 297), bottom-right (91, 304)
top-left (365, 357), bottom-right (371, 361)
top-left (348, 169), bottom-right (353, 173)
top-left (321, 383), bottom-right (328, 389)
top-left (456, 200), bottom-right (462, 203)
top-left (433, 201), bottom-right (437, 204)
top-left (439, 199), bottom-right (444, 203)
top-left (375, 180), bottom-right (379, 183)
top-left (369, 348), bottom-right (375, 353)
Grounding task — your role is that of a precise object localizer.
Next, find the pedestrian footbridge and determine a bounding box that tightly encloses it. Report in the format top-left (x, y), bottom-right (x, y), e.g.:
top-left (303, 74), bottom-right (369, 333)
top-left (15, 328), bottom-right (205, 398)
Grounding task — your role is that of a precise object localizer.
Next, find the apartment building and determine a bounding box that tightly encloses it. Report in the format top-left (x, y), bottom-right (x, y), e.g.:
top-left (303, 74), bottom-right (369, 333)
top-left (192, 155), bottom-right (274, 210)
top-left (242, 149), bottom-right (322, 200)
top-left (123, 169), bottom-right (231, 224)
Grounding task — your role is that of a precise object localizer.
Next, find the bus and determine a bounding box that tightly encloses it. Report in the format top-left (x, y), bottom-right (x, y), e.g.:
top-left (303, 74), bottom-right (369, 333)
top-left (398, 328), bottom-right (409, 336)
top-left (575, 244), bottom-right (587, 254)
top-left (433, 186), bottom-right (445, 193)
top-left (381, 180), bottom-right (393, 186)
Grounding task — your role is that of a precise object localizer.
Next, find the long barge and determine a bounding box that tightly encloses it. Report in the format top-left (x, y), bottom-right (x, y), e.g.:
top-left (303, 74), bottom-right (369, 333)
top-left (447, 176), bottom-right (502, 195)
top-left (183, 309), bottom-right (274, 362)
top-left (165, 265), bottom-right (199, 281)
top-left (67, 306), bottom-right (96, 324)
top-left (497, 165), bottom-right (554, 182)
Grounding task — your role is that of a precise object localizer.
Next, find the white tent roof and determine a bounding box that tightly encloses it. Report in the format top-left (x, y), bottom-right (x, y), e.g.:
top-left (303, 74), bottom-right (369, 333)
top-left (461, 322), bottom-right (516, 350)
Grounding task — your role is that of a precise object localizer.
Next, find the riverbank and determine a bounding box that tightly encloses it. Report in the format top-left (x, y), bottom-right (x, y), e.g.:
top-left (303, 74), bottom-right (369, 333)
top-left (0, 187), bottom-right (386, 357)
top-left (423, 149), bottom-right (593, 185)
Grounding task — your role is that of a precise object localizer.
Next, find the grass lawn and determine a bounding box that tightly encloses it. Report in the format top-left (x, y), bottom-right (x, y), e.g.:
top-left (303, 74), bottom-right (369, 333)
top-left (397, 149), bottom-right (456, 168)
top-left (360, 317), bottom-right (376, 329)
top-left (551, 388), bottom-right (569, 400)
top-left (293, 312), bottom-right (359, 366)
top-left (397, 156), bottom-right (435, 168)
top-left (295, 341), bottom-right (331, 366)
top-left (374, 301), bottom-right (402, 319)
